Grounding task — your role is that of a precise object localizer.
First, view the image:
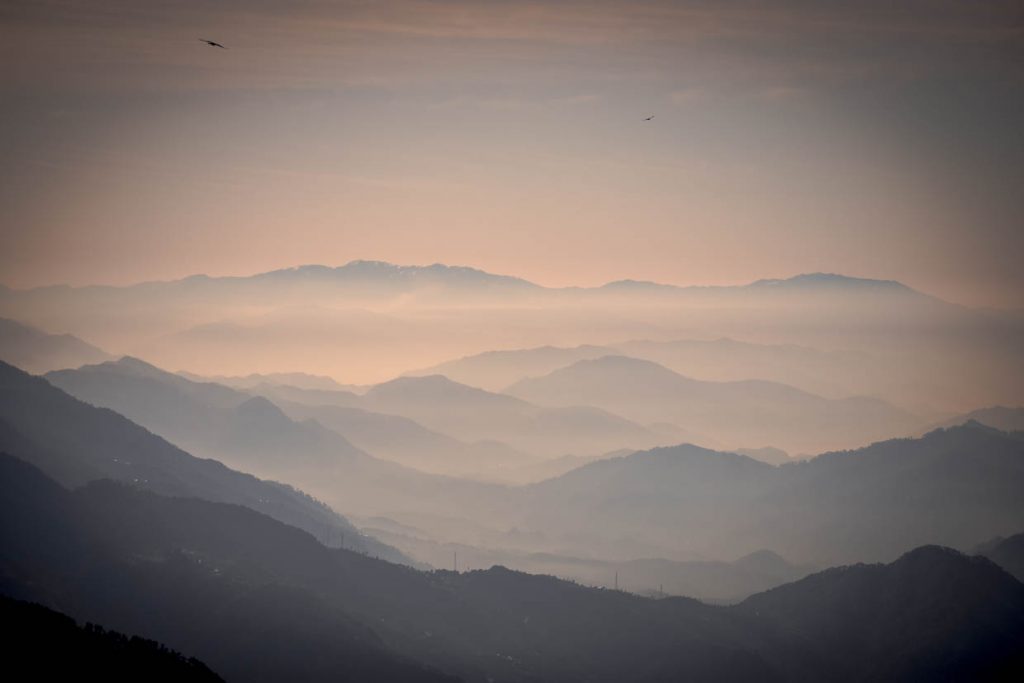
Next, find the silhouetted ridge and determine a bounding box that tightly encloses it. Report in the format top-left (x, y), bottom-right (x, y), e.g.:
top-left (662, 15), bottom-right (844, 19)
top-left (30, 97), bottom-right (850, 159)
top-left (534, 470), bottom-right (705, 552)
top-left (0, 596), bottom-right (223, 681)
top-left (737, 545), bottom-right (1024, 680)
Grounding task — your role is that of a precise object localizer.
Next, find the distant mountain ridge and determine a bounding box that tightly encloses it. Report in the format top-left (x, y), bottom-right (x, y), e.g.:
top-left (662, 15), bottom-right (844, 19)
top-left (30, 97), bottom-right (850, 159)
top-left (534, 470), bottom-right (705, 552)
top-left (3, 260), bottom-right (538, 294)
top-left (749, 272), bottom-right (913, 291)
top-left (2, 261), bottom-right (929, 298)
top-left (7, 260), bottom-right (999, 410)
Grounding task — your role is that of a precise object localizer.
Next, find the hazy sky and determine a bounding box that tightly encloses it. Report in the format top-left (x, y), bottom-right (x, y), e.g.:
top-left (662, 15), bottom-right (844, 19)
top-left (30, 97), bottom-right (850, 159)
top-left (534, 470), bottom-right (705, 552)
top-left (1, 1), bottom-right (1021, 306)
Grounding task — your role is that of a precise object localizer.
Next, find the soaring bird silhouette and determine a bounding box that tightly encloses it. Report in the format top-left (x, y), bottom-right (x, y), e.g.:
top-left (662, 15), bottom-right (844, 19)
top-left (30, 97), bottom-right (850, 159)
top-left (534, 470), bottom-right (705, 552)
top-left (644, 115), bottom-right (654, 121)
top-left (199, 39), bottom-right (227, 49)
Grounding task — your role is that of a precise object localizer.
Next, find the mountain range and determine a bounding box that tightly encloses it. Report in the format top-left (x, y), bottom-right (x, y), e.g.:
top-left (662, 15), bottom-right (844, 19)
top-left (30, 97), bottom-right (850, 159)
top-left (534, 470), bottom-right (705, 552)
top-left (518, 424), bottom-right (1024, 564)
top-left (3, 349), bottom-right (1024, 680)
top-left (358, 374), bottom-right (680, 457)
top-left (42, 358), bottom-right (523, 526)
top-left (50, 358), bottom-right (676, 463)
top-left (410, 337), bottom-right (878, 399)
top-left (3, 452), bottom-right (1022, 682)
top-left (506, 355), bottom-right (920, 454)
top-left (265, 397), bottom-right (546, 481)
top-left (4, 262), bottom-right (1019, 414)
top-left (28, 356), bottom-right (1024, 567)
top-left (0, 263), bottom-right (933, 301)
top-left (0, 360), bottom-right (404, 562)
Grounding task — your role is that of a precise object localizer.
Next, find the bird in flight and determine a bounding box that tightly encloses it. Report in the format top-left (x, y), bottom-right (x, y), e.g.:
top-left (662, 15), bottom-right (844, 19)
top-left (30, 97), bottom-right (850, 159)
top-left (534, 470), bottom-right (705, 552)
top-left (199, 39), bottom-right (227, 49)
top-left (644, 115), bottom-right (654, 121)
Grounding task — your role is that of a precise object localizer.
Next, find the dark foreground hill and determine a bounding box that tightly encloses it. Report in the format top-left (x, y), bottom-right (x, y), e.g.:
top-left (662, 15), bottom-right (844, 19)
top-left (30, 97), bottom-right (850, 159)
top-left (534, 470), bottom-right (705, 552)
top-left (737, 546), bottom-right (1024, 681)
top-left (2, 454), bottom-right (1022, 682)
top-left (0, 596), bottom-right (223, 682)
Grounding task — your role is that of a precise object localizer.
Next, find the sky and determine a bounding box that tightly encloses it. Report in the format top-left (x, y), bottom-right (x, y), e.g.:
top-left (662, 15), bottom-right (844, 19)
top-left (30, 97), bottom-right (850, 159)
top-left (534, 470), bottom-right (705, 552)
top-left (0, 0), bottom-right (1022, 307)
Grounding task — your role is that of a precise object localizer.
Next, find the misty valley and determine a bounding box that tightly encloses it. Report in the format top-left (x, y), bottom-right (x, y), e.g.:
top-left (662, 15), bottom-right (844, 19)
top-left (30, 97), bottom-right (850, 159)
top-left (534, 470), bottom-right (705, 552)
top-left (1, 262), bottom-right (1022, 681)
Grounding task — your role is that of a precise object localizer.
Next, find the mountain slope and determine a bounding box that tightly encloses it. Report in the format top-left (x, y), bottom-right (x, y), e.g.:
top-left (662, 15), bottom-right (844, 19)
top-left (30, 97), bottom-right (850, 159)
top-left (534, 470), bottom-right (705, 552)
top-left (42, 357), bottom-right (513, 527)
top-left (46, 357), bottom-right (370, 473)
top-left (0, 360), bottom-right (400, 560)
top-left (736, 546), bottom-right (1024, 680)
top-left (0, 317), bottom-right (111, 373)
top-left (0, 455), bottom-right (458, 683)
top-left (0, 454), bottom-right (766, 682)
top-left (520, 425), bottom-right (1024, 565)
